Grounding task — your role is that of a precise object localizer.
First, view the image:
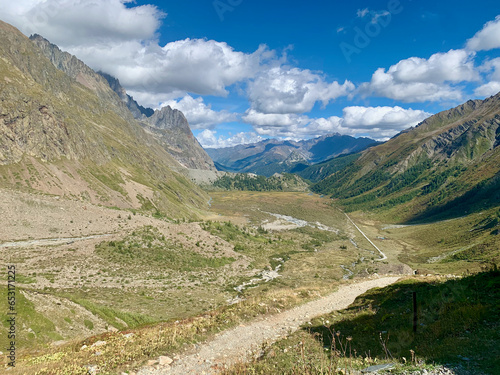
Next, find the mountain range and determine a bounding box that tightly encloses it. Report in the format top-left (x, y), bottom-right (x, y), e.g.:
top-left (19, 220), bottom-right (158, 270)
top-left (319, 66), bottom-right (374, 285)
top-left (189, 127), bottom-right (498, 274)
top-left (312, 93), bottom-right (500, 223)
top-left (206, 134), bottom-right (378, 176)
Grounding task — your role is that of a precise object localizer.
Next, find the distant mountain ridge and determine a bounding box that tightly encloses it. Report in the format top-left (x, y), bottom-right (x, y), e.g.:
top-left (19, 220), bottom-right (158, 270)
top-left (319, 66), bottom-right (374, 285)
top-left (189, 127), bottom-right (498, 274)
top-left (206, 134), bottom-right (378, 176)
top-left (312, 92), bottom-right (500, 222)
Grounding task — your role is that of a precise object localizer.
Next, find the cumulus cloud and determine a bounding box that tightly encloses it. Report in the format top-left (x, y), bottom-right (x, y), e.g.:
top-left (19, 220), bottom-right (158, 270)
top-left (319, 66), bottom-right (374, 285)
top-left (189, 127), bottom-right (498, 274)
top-left (342, 106), bottom-right (431, 133)
top-left (247, 67), bottom-right (355, 114)
top-left (0, 0), bottom-right (272, 99)
top-left (70, 39), bottom-right (270, 98)
top-left (160, 95), bottom-right (238, 129)
top-left (242, 106), bottom-right (431, 140)
top-left (479, 58), bottom-right (500, 81)
top-left (474, 82), bottom-right (500, 98)
top-left (466, 15), bottom-right (500, 51)
top-left (0, 0), bottom-right (164, 46)
top-left (473, 58), bottom-right (500, 98)
top-left (197, 129), bottom-right (264, 149)
top-left (361, 49), bottom-right (478, 102)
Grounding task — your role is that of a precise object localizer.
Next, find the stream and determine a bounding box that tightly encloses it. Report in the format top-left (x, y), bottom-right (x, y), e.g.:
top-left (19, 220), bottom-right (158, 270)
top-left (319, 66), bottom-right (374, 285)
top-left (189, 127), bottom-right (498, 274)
top-left (227, 259), bottom-right (284, 305)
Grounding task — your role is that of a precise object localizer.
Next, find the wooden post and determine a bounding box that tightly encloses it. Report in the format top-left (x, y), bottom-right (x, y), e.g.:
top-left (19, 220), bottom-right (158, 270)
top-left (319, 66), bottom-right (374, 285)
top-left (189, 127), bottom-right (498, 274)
top-left (413, 291), bottom-right (417, 333)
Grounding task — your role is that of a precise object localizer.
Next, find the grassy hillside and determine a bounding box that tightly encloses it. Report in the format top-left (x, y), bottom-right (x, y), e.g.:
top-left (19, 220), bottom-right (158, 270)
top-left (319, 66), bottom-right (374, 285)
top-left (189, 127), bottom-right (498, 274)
top-left (0, 20), bottom-right (208, 218)
top-left (226, 267), bottom-right (500, 374)
top-left (296, 153), bottom-right (361, 182)
top-left (311, 95), bottom-right (500, 223)
top-left (307, 95), bottom-right (500, 272)
top-left (206, 173), bottom-right (310, 192)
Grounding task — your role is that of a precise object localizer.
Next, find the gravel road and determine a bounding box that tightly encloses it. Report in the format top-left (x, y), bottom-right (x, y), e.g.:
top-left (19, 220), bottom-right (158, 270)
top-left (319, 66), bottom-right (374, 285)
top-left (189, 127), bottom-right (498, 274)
top-left (137, 276), bottom-right (401, 375)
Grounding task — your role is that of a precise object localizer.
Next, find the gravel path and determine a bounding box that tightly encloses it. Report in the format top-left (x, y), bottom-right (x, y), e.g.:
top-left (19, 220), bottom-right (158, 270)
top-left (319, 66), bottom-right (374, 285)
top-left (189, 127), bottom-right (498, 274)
top-left (137, 276), bottom-right (401, 375)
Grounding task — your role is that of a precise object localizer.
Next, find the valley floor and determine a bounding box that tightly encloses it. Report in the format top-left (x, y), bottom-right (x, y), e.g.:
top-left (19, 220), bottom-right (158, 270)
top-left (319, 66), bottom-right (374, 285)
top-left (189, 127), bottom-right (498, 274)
top-left (2, 189), bottom-right (495, 374)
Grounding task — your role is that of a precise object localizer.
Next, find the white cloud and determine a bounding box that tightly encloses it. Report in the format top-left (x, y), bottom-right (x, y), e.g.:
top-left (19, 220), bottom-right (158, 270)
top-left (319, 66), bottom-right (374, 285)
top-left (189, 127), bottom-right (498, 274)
top-left (473, 58), bottom-right (500, 98)
top-left (342, 106), bottom-right (431, 131)
top-left (479, 57), bottom-right (500, 81)
top-left (466, 15), bottom-right (500, 51)
top-left (247, 67), bottom-right (354, 114)
top-left (361, 49), bottom-right (478, 102)
top-left (159, 95), bottom-right (238, 129)
top-left (197, 129), bottom-right (264, 149)
top-left (474, 82), bottom-right (500, 98)
top-left (0, 0), bottom-right (272, 100)
top-left (70, 39), bottom-right (269, 98)
top-left (370, 10), bottom-right (390, 24)
top-left (357, 8), bottom-right (369, 18)
top-left (242, 106), bottom-right (430, 140)
top-left (0, 0), bottom-right (164, 46)
top-left (386, 50), bottom-right (478, 83)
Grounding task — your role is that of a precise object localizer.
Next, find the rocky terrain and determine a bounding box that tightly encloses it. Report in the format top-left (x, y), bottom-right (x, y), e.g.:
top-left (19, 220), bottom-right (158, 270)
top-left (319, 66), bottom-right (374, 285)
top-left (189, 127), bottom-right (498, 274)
top-left (30, 33), bottom-right (215, 172)
top-left (142, 105), bottom-right (216, 171)
top-left (137, 277), bottom-right (401, 375)
top-left (0, 21), bottom-right (209, 218)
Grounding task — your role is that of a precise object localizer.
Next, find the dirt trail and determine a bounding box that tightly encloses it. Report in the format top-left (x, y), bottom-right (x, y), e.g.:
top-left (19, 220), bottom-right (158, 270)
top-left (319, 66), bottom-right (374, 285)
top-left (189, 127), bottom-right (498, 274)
top-left (343, 212), bottom-right (387, 261)
top-left (0, 234), bottom-right (113, 248)
top-left (138, 276), bottom-right (401, 375)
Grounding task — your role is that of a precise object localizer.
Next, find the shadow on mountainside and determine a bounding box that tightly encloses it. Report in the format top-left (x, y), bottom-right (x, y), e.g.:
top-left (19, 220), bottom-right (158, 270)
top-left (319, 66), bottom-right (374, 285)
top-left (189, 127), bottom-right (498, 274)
top-left (405, 172), bottom-right (500, 225)
top-left (303, 268), bottom-right (499, 374)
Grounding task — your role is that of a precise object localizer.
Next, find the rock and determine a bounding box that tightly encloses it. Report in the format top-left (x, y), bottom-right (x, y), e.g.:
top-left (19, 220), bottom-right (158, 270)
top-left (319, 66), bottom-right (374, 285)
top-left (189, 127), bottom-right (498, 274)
top-left (144, 106), bottom-right (216, 171)
top-left (158, 356), bottom-right (173, 365)
top-left (83, 364), bottom-right (99, 375)
top-left (90, 340), bottom-right (106, 348)
top-left (361, 363), bottom-right (395, 373)
top-left (146, 359), bottom-right (158, 366)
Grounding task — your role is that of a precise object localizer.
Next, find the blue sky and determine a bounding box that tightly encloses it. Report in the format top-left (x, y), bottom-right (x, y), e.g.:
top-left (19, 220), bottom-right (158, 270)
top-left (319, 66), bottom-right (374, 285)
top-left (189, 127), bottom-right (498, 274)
top-left (1, 0), bottom-right (500, 147)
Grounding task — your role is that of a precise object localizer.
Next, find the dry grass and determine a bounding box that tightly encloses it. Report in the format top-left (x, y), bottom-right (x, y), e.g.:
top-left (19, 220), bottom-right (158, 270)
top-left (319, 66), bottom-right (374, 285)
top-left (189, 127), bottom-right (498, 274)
top-left (4, 285), bottom-right (336, 374)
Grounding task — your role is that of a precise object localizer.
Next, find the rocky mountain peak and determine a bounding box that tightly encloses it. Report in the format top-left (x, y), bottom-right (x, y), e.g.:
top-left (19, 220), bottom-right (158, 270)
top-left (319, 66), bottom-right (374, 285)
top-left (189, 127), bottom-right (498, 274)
top-left (26, 32), bottom-right (215, 171)
top-left (143, 105), bottom-right (216, 171)
top-left (148, 105), bottom-right (193, 137)
top-left (149, 105), bottom-right (190, 132)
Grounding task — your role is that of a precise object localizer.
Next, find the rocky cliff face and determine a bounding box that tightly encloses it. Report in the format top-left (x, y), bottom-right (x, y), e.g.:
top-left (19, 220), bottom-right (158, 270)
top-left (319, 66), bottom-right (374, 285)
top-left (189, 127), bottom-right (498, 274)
top-left (0, 20), bottom-right (208, 217)
top-left (29, 34), bottom-right (215, 172)
top-left (142, 106), bottom-right (216, 171)
top-left (99, 72), bottom-right (154, 118)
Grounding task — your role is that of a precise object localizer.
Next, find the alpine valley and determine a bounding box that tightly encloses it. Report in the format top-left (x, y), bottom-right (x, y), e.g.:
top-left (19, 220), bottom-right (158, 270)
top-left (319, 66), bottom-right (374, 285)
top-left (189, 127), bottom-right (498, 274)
top-left (0, 18), bottom-right (498, 375)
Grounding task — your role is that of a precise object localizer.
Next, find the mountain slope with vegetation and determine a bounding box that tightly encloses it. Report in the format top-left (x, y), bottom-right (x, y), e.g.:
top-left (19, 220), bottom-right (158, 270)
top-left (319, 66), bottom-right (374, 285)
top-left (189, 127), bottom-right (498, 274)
top-left (207, 172), bottom-right (310, 192)
top-left (312, 94), bottom-right (500, 222)
top-left (0, 21), bottom-right (207, 218)
top-left (295, 152), bottom-right (362, 182)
